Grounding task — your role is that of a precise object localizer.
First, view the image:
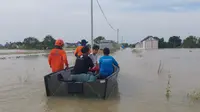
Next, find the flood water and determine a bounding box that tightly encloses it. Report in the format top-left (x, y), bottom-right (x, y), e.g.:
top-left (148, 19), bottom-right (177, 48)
top-left (0, 48), bottom-right (200, 112)
top-left (0, 49), bottom-right (45, 53)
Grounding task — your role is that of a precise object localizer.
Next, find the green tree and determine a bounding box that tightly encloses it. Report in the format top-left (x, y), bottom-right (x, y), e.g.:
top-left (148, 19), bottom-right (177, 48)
top-left (121, 43), bottom-right (129, 48)
top-left (15, 42), bottom-right (23, 46)
top-left (197, 38), bottom-right (200, 48)
top-left (168, 36), bottom-right (182, 48)
top-left (42, 35), bottom-right (56, 49)
top-left (158, 38), bottom-right (168, 48)
top-left (23, 37), bottom-right (40, 49)
top-left (129, 44), bottom-right (135, 48)
top-left (183, 36), bottom-right (198, 48)
top-left (94, 36), bottom-right (105, 44)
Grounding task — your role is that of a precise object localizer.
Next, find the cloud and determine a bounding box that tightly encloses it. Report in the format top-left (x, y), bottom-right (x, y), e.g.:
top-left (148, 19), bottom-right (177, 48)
top-left (0, 0), bottom-right (200, 44)
top-left (116, 0), bottom-right (200, 12)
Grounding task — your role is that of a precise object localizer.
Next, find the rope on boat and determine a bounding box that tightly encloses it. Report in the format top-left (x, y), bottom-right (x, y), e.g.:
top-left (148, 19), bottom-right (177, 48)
top-left (84, 83), bottom-right (102, 98)
top-left (42, 83), bottom-right (64, 112)
top-left (107, 83), bottom-right (118, 99)
top-left (85, 81), bottom-right (119, 99)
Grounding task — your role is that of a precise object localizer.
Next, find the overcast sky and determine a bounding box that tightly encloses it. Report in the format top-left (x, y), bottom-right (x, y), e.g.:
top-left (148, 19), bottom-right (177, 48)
top-left (0, 0), bottom-right (200, 44)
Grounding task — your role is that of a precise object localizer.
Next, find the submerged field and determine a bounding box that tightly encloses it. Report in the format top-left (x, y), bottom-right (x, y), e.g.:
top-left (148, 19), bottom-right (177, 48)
top-left (0, 48), bottom-right (200, 112)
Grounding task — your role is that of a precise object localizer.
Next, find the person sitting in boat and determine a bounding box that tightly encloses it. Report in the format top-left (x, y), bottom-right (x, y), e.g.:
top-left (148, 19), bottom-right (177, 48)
top-left (48, 39), bottom-right (69, 72)
top-left (73, 46), bottom-right (94, 74)
top-left (71, 46), bottom-right (96, 82)
top-left (74, 39), bottom-right (91, 57)
top-left (99, 48), bottom-right (119, 79)
top-left (89, 45), bottom-right (100, 73)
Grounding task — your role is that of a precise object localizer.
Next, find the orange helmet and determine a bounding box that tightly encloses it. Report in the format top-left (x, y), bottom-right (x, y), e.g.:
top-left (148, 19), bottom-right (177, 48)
top-left (55, 39), bottom-right (64, 46)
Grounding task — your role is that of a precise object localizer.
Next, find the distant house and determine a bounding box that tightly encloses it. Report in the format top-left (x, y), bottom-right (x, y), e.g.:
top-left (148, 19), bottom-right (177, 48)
top-left (64, 42), bottom-right (78, 48)
top-left (99, 40), bottom-right (115, 50)
top-left (135, 36), bottom-right (159, 50)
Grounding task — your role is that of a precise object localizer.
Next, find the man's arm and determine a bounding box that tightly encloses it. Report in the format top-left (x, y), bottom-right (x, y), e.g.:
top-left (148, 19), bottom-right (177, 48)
top-left (74, 47), bottom-right (78, 57)
top-left (112, 57), bottom-right (119, 68)
top-left (88, 54), bottom-right (93, 60)
top-left (88, 57), bottom-right (94, 68)
top-left (48, 52), bottom-right (52, 68)
top-left (99, 58), bottom-right (102, 68)
top-left (62, 51), bottom-right (69, 68)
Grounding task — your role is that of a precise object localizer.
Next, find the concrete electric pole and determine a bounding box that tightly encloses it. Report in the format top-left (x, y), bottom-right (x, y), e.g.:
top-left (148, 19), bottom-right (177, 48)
top-left (91, 0), bottom-right (94, 49)
top-left (117, 29), bottom-right (119, 44)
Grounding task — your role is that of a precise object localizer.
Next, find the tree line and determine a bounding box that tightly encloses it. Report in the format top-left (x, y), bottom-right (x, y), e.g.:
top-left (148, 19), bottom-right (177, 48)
top-left (155, 35), bottom-right (200, 48)
top-left (122, 35), bottom-right (200, 48)
top-left (1, 35), bottom-right (198, 50)
top-left (0, 35), bottom-right (56, 50)
top-left (0, 35), bottom-right (118, 50)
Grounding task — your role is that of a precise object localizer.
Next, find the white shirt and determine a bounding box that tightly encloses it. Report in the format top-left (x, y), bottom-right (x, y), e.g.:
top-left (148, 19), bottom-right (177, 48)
top-left (88, 53), bottom-right (98, 65)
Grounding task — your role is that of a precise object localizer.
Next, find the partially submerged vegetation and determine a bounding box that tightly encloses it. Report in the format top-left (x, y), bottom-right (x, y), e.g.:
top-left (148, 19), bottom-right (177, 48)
top-left (166, 74), bottom-right (172, 98)
top-left (158, 60), bottom-right (162, 75)
top-left (188, 90), bottom-right (200, 101)
top-left (157, 60), bottom-right (165, 75)
top-left (156, 59), bottom-right (172, 99)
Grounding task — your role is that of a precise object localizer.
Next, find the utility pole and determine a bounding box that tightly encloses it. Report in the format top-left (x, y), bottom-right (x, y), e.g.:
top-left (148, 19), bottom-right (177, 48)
top-left (91, 0), bottom-right (94, 49)
top-left (117, 29), bottom-right (119, 44)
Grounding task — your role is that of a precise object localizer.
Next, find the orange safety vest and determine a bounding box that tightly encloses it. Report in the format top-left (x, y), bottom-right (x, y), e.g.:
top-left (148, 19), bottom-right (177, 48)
top-left (48, 48), bottom-right (68, 72)
top-left (74, 46), bottom-right (91, 57)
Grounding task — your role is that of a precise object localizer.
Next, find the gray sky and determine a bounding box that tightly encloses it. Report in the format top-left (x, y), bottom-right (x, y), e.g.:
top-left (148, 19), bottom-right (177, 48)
top-left (0, 0), bottom-right (200, 44)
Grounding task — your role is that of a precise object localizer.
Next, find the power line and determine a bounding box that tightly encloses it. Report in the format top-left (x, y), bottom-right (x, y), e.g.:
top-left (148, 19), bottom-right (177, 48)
top-left (95, 0), bottom-right (117, 31)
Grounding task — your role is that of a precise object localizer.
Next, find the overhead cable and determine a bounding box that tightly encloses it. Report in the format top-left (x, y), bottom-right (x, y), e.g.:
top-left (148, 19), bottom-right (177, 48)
top-left (95, 0), bottom-right (117, 31)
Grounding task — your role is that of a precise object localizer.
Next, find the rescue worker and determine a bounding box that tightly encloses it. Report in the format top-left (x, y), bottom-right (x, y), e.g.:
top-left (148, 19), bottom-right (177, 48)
top-left (74, 39), bottom-right (90, 57)
top-left (48, 39), bottom-right (69, 72)
top-left (99, 48), bottom-right (119, 79)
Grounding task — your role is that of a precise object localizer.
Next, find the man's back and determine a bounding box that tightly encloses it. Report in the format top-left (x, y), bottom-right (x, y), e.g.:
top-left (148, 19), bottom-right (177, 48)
top-left (99, 56), bottom-right (119, 76)
top-left (48, 48), bottom-right (68, 72)
top-left (73, 55), bottom-right (94, 74)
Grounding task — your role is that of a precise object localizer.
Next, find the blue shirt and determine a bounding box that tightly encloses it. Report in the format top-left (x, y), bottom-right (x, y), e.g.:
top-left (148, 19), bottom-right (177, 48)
top-left (99, 55), bottom-right (119, 77)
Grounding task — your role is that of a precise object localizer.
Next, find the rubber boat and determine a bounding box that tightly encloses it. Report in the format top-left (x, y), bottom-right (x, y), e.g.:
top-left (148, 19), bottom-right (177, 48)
top-left (44, 66), bottom-right (119, 99)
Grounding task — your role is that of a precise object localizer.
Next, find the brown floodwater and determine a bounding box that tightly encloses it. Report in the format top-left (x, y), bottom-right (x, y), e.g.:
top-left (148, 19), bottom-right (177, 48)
top-left (0, 48), bottom-right (200, 112)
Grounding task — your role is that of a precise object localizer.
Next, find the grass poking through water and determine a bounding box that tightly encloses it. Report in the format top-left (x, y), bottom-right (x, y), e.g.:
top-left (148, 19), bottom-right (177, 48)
top-left (187, 90), bottom-right (200, 101)
top-left (158, 60), bottom-right (162, 75)
top-left (166, 74), bottom-right (172, 99)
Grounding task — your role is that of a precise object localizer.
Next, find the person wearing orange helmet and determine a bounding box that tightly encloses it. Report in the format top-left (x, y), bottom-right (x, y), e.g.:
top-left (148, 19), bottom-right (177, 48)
top-left (48, 39), bottom-right (69, 72)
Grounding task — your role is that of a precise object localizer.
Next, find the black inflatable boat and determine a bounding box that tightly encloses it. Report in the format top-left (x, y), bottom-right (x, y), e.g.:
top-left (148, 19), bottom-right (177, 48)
top-left (44, 66), bottom-right (119, 99)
